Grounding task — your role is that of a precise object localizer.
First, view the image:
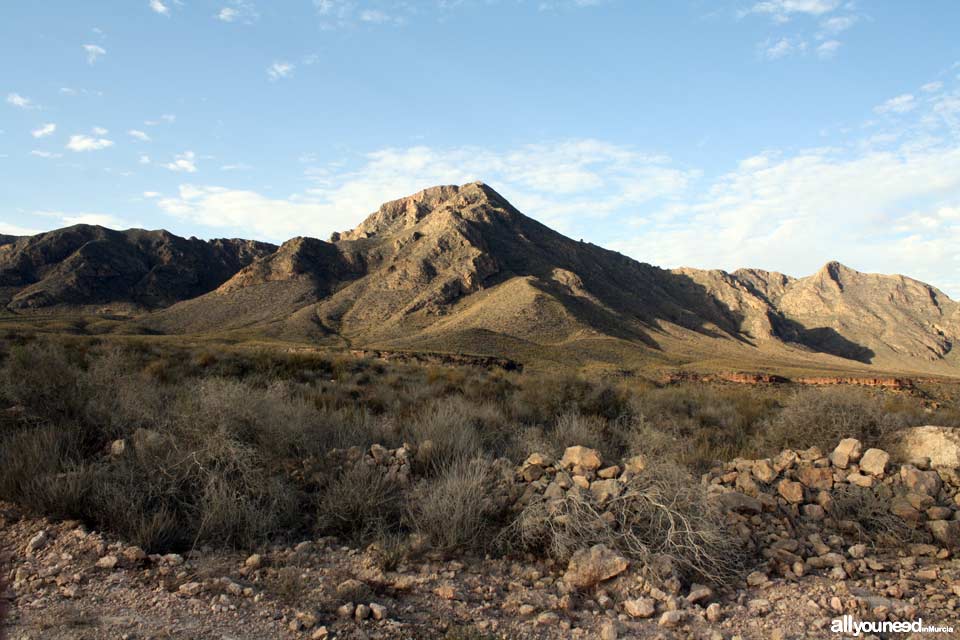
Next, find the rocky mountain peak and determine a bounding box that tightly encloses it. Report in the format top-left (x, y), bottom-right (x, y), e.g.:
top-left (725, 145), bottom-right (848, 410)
top-left (332, 182), bottom-right (514, 242)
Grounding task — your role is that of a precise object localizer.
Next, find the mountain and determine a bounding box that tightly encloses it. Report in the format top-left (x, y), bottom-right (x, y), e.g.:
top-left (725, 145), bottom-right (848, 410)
top-left (0, 225), bottom-right (276, 311)
top-left (2, 183), bottom-right (958, 377)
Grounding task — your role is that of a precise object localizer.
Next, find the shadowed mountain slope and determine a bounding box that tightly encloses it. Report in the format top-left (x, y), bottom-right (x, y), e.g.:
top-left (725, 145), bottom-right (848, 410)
top-left (0, 225), bottom-right (276, 311)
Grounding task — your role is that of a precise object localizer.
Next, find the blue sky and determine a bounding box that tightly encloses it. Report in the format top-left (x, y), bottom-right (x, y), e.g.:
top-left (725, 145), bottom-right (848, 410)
top-left (3, 1), bottom-right (960, 295)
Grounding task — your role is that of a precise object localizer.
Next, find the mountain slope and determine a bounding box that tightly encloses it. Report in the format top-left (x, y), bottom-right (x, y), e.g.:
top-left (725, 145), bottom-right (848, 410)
top-left (141, 182), bottom-right (958, 376)
top-left (4, 184), bottom-right (958, 377)
top-left (0, 225), bottom-right (276, 311)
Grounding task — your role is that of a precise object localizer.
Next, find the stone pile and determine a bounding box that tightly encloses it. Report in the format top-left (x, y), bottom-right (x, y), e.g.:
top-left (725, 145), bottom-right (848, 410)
top-left (706, 436), bottom-right (960, 558)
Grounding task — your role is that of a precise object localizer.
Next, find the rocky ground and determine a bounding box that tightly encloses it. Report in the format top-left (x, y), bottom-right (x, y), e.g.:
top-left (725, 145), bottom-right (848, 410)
top-left (3, 429), bottom-right (960, 639)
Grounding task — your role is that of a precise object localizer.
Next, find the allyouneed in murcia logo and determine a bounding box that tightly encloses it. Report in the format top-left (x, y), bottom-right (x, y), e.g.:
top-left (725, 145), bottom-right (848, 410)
top-left (831, 615), bottom-right (955, 636)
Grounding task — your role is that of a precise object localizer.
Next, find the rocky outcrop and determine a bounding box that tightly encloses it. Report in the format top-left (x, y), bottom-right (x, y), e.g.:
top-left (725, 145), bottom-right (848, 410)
top-left (892, 426), bottom-right (960, 469)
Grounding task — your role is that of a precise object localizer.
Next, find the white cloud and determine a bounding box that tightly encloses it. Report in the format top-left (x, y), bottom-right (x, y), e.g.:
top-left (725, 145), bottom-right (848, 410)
top-left (603, 84), bottom-right (960, 297)
top-left (32, 123), bottom-right (56, 138)
top-left (156, 139), bottom-right (695, 241)
top-left (92, 126), bottom-right (109, 136)
top-left (143, 191), bottom-right (161, 198)
top-left (749, 0), bottom-right (841, 21)
top-left (66, 134), bottom-right (114, 152)
top-left (816, 39), bottom-right (841, 59)
top-left (30, 150), bottom-right (63, 159)
top-left (83, 44), bottom-right (106, 65)
top-left (58, 213), bottom-right (129, 228)
top-left (128, 129), bottom-right (152, 141)
top-left (761, 37), bottom-right (806, 60)
top-left (819, 15), bottom-right (856, 33)
top-left (165, 151), bottom-right (198, 172)
top-left (0, 222), bottom-right (41, 236)
top-left (139, 154), bottom-right (152, 164)
top-left (267, 61), bottom-right (295, 81)
top-left (145, 114), bottom-right (176, 126)
top-left (360, 9), bottom-right (393, 24)
top-left (217, 1), bottom-right (258, 23)
top-left (221, 163), bottom-right (252, 171)
top-left (875, 94), bottom-right (916, 115)
top-left (922, 81), bottom-right (944, 93)
top-left (6, 93), bottom-right (35, 109)
top-left (149, 0), bottom-right (170, 15)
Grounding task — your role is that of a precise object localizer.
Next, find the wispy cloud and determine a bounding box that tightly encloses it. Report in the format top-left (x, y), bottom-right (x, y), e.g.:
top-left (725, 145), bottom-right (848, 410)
top-left (149, 0), bottom-right (170, 16)
top-left (922, 81), bottom-right (944, 93)
top-left (748, 0), bottom-right (841, 22)
top-left (30, 150), bottom-right (63, 159)
top-left (145, 114), bottom-right (176, 126)
top-left (217, 0), bottom-right (259, 23)
top-left (128, 129), bottom-right (152, 142)
top-left (818, 14), bottom-right (856, 34)
top-left (157, 139), bottom-right (695, 241)
top-left (83, 44), bottom-right (106, 64)
top-left (359, 9), bottom-right (399, 24)
top-left (816, 39), bottom-right (841, 59)
top-left (6, 93), bottom-right (36, 109)
top-left (267, 61), bottom-right (295, 81)
top-left (165, 150), bottom-right (198, 172)
top-left (745, 0), bottom-right (857, 61)
top-left (51, 212), bottom-right (130, 229)
top-left (760, 37), bottom-right (806, 60)
top-left (874, 93), bottom-right (916, 115)
top-left (607, 84), bottom-right (960, 297)
top-left (32, 123), bottom-right (56, 138)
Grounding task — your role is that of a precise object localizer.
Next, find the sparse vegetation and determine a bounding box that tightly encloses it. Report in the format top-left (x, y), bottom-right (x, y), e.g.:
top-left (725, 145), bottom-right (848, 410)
top-left (1, 336), bottom-right (957, 589)
top-left (504, 462), bottom-right (748, 586)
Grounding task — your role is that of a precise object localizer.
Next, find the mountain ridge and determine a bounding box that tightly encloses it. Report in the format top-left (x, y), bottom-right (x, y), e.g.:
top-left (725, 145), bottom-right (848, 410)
top-left (2, 182), bottom-right (957, 377)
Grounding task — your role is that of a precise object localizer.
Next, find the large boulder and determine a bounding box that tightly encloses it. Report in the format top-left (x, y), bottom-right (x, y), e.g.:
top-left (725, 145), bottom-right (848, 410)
top-left (859, 448), bottom-right (890, 477)
top-left (893, 426), bottom-right (960, 469)
top-left (830, 438), bottom-right (862, 469)
top-left (560, 446), bottom-right (603, 473)
top-left (563, 544), bottom-right (629, 589)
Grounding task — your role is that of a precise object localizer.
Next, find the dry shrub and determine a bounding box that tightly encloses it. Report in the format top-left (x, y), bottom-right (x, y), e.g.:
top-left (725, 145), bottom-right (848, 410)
top-left (265, 566), bottom-right (308, 605)
top-left (316, 463), bottom-right (403, 544)
top-left (368, 530), bottom-right (411, 571)
top-left (511, 373), bottom-right (632, 424)
top-left (761, 387), bottom-right (890, 453)
top-left (0, 423), bottom-right (81, 506)
top-left (829, 484), bottom-right (930, 548)
top-left (406, 397), bottom-right (484, 471)
top-left (0, 342), bottom-right (87, 422)
top-left (406, 457), bottom-right (508, 552)
top-left (504, 463), bottom-right (748, 586)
